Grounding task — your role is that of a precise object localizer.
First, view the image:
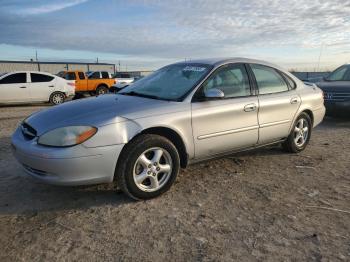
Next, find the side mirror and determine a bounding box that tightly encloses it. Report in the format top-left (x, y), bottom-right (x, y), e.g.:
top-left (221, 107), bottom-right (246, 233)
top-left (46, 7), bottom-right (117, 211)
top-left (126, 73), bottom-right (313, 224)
top-left (204, 88), bottom-right (225, 99)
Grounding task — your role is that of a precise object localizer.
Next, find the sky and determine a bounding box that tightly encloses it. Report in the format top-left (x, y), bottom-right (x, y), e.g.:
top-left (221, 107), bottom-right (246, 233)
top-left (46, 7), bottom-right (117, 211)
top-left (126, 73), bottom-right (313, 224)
top-left (0, 0), bottom-right (350, 71)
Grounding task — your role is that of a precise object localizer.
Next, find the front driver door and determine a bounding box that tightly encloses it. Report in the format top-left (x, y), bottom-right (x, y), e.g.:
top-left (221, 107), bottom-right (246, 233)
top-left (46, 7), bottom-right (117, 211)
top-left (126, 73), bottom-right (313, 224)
top-left (191, 63), bottom-right (259, 159)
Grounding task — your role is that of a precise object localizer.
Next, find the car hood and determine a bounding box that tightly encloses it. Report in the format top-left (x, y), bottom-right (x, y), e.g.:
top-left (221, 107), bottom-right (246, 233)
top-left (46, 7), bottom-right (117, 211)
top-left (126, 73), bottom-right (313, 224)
top-left (316, 81), bottom-right (350, 92)
top-left (25, 94), bottom-right (185, 135)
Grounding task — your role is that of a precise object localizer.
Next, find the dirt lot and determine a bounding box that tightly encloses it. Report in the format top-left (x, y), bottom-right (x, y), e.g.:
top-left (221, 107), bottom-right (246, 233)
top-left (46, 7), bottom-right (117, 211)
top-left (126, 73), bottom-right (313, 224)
top-left (0, 105), bottom-right (349, 261)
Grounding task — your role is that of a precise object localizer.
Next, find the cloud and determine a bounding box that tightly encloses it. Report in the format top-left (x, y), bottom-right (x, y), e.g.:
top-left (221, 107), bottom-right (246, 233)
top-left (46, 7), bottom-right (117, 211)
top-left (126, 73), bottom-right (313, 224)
top-left (0, 0), bottom-right (350, 67)
top-left (15, 0), bottom-right (88, 15)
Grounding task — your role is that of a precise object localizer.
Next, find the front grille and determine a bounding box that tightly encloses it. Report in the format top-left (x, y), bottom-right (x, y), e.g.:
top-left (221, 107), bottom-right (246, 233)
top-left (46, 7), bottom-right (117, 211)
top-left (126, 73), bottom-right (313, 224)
top-left (21, 122), bottom-right (37, 140)
top-left (324, 92), bottom-right (350, 102)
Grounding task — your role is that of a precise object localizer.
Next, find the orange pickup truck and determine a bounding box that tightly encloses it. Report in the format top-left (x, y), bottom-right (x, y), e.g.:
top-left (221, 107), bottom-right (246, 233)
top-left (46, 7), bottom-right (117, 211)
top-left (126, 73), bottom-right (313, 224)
top-left (58, 70), bottom-right (115, 95)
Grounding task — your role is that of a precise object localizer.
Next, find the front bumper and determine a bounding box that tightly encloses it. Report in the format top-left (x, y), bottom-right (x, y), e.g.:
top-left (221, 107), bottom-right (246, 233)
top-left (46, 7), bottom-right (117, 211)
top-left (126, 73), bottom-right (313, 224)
top-left (11, 127), bottom-right (125, 186)
top-left (325, 100), bottom-right (350, 114)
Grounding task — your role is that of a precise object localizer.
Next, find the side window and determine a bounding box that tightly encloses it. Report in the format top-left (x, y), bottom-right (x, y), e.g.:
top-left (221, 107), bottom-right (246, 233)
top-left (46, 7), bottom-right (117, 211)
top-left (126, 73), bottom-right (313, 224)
top-left (101, 71), bottom-right (109, 78)
top-left (89, 72), bottom-right (101, 79)
top-left (78, 72), bottom-right (85, 80)
top-left (251, 64), bottom-right (289, 95)
top-left (201, 64), bottom-right (251, 98)
top-left (66, 72), bottom-right (76, 80)
top-left (0, 73), bottom-right (26, 84)
top-left (30, 73), bottom-right (54, 83)
top-left (282, 73), bottom-right (296, 89)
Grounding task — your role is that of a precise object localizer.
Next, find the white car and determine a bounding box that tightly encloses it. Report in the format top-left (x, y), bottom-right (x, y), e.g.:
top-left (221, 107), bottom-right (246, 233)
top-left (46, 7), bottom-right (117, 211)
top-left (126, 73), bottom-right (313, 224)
top-left (113, 72), bottom-right (134, 88)
top-left (0, 71), bottom-right (75, 105)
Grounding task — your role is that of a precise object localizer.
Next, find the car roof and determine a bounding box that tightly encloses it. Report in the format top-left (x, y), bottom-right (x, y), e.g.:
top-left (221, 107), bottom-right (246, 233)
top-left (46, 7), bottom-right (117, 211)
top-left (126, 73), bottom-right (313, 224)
top-left (2, 71), bottom-right (55, 76)
top-left (173, 57), bottom-right (285, 71)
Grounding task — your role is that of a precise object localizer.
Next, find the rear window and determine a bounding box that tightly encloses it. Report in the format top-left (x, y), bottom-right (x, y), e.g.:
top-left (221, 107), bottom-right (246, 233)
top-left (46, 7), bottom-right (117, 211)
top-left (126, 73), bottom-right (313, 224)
top-left (31, 73), bottom-right (54, 83)
top-left (0, 73), bottom-right (26, 84)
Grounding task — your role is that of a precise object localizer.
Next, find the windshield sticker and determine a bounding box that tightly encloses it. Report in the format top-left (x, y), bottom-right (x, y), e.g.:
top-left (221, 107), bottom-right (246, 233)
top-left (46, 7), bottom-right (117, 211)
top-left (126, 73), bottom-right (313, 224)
top-left (183, 66), bottom-right (206, 72)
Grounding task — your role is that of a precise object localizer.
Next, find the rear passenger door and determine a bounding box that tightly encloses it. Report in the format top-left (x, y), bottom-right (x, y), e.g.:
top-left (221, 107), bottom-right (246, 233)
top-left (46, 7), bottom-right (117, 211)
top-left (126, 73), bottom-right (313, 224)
top-left (0, 73), bottom-right (29, 103)
top-left (248, 64), bottom-right (301, 144)
top-left (29, 73), bottom-right (55, 101)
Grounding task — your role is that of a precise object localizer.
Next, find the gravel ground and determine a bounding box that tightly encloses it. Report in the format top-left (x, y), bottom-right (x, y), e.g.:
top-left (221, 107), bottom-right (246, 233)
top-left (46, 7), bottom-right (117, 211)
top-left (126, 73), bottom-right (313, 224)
top-left (0, 105), bottom-right (349, 261)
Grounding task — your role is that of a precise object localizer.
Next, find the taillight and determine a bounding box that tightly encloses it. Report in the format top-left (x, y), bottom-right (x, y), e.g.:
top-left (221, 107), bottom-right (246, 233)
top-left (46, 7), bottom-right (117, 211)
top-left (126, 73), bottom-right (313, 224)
top-left (114, 80), bottom-right (117, 84)
top-left (67, 82), bottom-right (75, 87)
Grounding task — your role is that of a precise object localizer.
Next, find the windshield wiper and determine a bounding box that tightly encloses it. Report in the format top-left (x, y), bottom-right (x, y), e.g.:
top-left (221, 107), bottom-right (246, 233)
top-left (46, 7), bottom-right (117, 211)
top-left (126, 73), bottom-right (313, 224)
top-left (121, 91), bottom-right (163, 100)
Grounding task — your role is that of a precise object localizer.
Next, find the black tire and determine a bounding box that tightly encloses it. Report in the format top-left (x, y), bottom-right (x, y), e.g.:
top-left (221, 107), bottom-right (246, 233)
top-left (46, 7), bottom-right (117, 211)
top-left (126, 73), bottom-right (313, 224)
top-left (72, 92), bottom-right (85, 100)
top-left (282, 112), bottom-right (312, 153)
top-left (49, 92), bottom-right (65, 105)
top-left (96, 85), bottom-right (109, 95)
top-left (115, 134), bottom-right (180, 200)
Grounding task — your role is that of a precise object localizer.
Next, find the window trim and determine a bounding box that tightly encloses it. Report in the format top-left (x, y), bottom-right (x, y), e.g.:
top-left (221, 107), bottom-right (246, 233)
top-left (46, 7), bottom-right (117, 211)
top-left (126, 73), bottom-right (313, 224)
top-left (248, 63), bottom-right (292, 96)
top-left (192, 63), bottom-right (255, 102)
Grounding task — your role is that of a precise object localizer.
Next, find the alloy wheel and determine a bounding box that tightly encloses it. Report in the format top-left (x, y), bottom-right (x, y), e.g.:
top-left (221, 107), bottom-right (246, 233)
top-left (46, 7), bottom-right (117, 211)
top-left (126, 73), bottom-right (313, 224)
top-left (52, 93), bottom-right (64, 104)
top-left (133, 147), bottom-right (173, 192)
top-left (294, 118), bottom-right (309, 147)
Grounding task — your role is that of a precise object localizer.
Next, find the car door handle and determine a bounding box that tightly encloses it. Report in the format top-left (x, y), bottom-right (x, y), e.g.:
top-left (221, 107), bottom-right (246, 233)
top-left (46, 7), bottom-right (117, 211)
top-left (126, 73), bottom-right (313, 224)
top-left (19, 86), bottom-right (26, 88)
top-left (290, 97), bottom-right (299, 104)
top-left (244, 104), bottom-right (257, 112)
top-left (48, 85), bottom-right (54, 87)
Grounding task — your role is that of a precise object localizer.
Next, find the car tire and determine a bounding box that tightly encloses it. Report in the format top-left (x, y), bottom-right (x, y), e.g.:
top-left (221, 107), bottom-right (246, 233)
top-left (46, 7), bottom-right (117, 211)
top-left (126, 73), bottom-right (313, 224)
top-left (282, 112), bottom-right (312, 153)
top-left (49, 92), bottom-right (65, 105)
top-left (115, 134), bottom-right (180, 200)
top-left (96, 85), bottom-right (109, 95)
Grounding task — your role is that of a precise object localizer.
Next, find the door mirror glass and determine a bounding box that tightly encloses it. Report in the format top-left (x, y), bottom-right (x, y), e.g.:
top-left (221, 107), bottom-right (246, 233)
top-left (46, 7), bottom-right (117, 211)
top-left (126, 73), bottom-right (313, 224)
top-left (204, 88), bottom-right (225, 99)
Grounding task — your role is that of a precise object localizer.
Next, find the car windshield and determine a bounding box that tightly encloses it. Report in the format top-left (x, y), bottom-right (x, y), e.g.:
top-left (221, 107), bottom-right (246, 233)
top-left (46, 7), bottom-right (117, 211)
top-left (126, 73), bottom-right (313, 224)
top-left (120, 63), bottom-right (212, 101)
top-left (327, 65), bottom-right (350, 81)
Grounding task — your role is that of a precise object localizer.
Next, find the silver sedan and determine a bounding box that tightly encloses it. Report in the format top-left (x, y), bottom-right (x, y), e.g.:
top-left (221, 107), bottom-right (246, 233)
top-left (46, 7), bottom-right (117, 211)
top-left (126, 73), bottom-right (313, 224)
top-left (12, 58), bottom-right (325, 200)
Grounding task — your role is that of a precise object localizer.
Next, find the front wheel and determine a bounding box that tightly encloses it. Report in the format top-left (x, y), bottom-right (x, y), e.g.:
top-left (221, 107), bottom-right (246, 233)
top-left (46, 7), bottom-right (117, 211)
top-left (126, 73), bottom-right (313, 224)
top-left (282, 112), bottom-right (312, 153)
top-left (116, 134), bottom-right (180, 200)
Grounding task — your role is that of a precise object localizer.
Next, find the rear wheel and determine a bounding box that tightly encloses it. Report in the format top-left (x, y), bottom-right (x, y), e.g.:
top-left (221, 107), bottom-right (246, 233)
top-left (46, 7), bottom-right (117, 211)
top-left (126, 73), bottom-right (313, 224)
top-left (96, 85), bottom-right (109, 95)
top-left (116, 134), bottom-right (180, 200)
top-left (282, 112), bottom-right (312, 153)
top-left (49, 92), bottom-right (65, 105)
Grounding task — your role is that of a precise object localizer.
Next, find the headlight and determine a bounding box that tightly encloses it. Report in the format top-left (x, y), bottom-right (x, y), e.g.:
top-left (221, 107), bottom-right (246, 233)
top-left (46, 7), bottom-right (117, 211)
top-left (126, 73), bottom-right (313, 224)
top-left (38, 126), bottom-right (97, 147)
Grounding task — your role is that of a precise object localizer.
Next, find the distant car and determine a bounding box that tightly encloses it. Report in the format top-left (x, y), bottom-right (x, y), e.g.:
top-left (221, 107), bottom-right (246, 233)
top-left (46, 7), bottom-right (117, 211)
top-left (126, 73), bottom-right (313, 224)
top-left (12, 58), bottom-right (325, 200)
top-left (57, 70), bottom-right (115, 96)
top-left (0, 71), bottom-right (75, 105)
top-left (316, 64), bottom-right (350, 116)
top-left (109, 75), bottom-right (144, 93)
top-left (113, 72), bottom-right (134, 88)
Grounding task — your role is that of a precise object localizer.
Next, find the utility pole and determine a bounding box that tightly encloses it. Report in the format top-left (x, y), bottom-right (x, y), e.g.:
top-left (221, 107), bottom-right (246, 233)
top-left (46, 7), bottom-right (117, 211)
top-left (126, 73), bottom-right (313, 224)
top-left (35, 50), bottom-right (38, 61)
top-left (96, 57), bottom-right (99, 63)
top-left (118, 60), bottom-right (121, 71)
top-left (317, 43), bottom-right (324, 72)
